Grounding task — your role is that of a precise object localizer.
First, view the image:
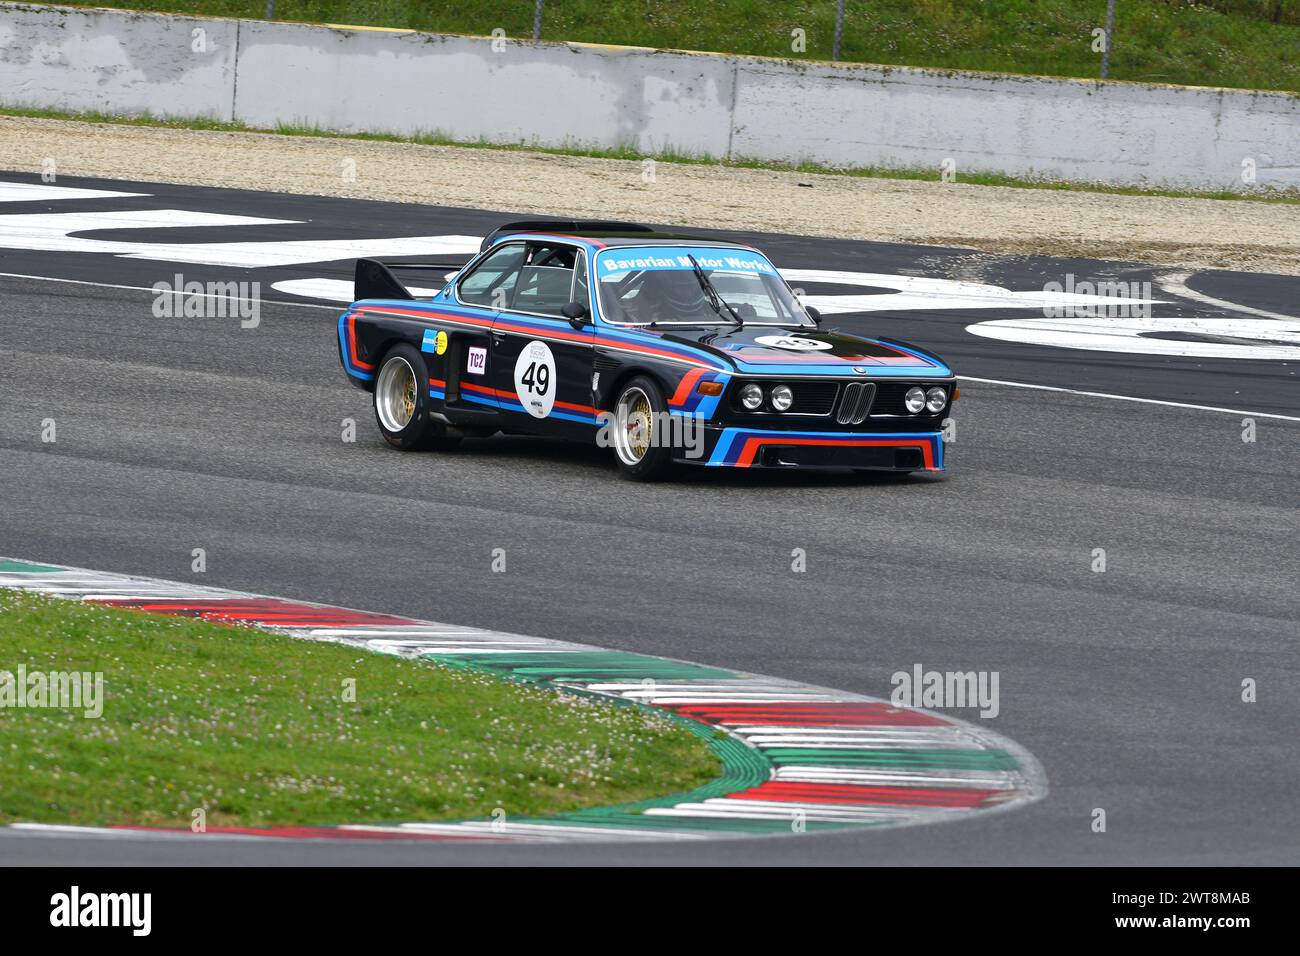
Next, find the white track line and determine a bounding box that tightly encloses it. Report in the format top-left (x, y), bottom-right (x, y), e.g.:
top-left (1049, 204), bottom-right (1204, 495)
top-left (1157, 271), bottom-right (1300, 323)
top-left (2, 270), bottom-right (1294, 421)
top-left (0, 271), bottom-right (337, 310)
top-left (958, 375), bottom-right (1300, 422)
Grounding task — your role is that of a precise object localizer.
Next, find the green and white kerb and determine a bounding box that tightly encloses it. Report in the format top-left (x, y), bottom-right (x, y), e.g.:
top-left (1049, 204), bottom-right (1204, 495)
top-left (0, 558), bottom-right (1046, 843)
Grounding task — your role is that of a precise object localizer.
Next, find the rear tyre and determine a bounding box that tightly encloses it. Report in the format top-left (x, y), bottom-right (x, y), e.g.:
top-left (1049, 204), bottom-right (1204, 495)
top-left (610, 375), bottom-right (676, 481)
top-left (373, 343), bottom-right (462, 452)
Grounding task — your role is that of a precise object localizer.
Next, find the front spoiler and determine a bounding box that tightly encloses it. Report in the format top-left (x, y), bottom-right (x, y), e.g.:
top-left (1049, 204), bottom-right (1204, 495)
top-left (680, 426), bottom-right (945, 471)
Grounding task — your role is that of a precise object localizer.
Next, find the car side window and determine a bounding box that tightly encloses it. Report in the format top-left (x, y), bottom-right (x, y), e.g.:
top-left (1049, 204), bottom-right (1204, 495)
top-left (510, 243), bottom-right (577, 317)
top-left (458, 243), bottom-right (526, 308)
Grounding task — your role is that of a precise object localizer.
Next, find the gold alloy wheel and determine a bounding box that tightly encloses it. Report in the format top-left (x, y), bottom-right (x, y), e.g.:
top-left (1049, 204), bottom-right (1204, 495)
top-left (376, 355), bottom-right (418, 433)
top-left (614, 386), bottom-right (654, 466)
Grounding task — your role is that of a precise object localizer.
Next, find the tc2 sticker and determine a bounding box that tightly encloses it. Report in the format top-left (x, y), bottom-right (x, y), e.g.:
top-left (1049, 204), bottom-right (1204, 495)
top-left (466, 345), bottom-right (487, 375)
top-left (754, 334), bottom-right (833, 351)
top-left (514, 340), bottom-right (556, 418)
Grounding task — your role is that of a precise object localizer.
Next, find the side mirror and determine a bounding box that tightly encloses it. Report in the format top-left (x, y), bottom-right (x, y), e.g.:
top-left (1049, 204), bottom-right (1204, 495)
top-left (805, 305), bottom-right (822, 324)
top-left (561, 301), bottom-right (589, 329)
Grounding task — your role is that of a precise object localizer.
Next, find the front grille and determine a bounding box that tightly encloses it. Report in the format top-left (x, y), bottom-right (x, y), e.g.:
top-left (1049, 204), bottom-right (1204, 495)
top-left (788, 382), bottom-right (838, 415)
top-left (730, 380), bottom-right (838, 415)
top-left (872, 382), bottom-right (948, 416)
top-left (835, 381), bottom-right (877, 424)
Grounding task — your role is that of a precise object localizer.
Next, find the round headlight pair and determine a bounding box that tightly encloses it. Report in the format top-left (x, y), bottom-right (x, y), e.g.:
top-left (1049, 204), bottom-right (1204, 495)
top-left (905, 386), bottom-right (949, 414)
top-left (739, 383), bottom-right (794, 412)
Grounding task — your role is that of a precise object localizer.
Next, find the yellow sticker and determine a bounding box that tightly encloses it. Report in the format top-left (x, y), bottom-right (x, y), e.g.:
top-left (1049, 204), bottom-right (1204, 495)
top-left (434, 330), bottom-right (448, 355)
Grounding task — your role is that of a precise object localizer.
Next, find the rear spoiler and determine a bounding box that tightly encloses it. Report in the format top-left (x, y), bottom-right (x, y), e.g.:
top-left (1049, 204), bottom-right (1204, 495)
top-left (353, 258), bottom-right (472, 303)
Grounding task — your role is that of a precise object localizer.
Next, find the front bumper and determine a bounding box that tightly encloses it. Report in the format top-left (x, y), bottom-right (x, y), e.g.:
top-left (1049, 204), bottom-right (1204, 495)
top-left (683, 426), bottom-right (945, 471)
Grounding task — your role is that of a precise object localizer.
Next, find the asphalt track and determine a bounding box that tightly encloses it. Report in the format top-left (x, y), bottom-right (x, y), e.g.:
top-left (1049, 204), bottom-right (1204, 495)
top-left (0, 174), bottom-right (1298, 865)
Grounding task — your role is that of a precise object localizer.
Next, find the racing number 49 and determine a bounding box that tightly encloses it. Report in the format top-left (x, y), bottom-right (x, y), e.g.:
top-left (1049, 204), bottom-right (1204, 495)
top-left (521, 361), bottom-right (550, 396)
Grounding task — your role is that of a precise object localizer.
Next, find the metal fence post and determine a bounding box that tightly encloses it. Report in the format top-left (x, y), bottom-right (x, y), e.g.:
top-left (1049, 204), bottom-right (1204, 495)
top-left (533, 0), bottom-right (544, 41)
top-left (832, 0), bottom-right (845, 61)
top-left (265, 0), bottom-right (275, 20)
top-left (1101, 0), bottom-right (1115, 79)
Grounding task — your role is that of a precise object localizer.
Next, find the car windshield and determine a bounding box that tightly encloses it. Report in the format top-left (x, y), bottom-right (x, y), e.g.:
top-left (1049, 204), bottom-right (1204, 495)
top-left (594, 246), bottom-right (814, 327)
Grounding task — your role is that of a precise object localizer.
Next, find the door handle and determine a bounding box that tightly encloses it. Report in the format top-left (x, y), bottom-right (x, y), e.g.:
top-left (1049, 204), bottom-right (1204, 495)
top-left (491, 331), bottom-right (505, 345)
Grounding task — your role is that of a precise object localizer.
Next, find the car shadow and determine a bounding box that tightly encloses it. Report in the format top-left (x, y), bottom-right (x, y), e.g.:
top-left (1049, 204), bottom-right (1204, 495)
top-left (453, 435), bottom-right (942, 488)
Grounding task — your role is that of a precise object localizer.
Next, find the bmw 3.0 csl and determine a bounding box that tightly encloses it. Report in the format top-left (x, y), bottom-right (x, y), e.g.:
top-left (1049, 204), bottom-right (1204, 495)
top-left (338, 220), bottom-right (957, 481)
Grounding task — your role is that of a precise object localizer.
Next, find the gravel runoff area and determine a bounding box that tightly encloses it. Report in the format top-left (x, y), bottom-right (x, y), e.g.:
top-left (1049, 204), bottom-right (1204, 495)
top-left (2, 114), bottom-right (1299, 276)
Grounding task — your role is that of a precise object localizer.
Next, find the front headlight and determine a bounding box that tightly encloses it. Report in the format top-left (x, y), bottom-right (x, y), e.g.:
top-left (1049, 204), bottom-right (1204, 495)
top-left (740, 383), bottom-right (764, 410)
top-left (770, 384), bottom-right (794, 412)
top-left (904, 386), bottom-right (926, 414)
top-left (925, 386), bottom-right (948, 413)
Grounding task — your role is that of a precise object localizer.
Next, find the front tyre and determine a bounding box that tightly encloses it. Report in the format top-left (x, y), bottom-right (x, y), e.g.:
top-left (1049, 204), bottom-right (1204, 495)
top-left (610, 375), bottom-right (675, 481)
top-left (373, 343), bottom-right (461, 451)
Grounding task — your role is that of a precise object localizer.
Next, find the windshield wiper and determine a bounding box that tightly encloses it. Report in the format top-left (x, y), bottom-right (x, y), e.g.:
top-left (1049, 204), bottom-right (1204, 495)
top-left (687, 254), bottom-right (744, 328)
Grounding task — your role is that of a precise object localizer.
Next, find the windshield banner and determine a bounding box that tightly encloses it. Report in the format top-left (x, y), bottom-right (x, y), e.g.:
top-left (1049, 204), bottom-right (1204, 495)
top-left (596, 247), bottom-right (776, 277)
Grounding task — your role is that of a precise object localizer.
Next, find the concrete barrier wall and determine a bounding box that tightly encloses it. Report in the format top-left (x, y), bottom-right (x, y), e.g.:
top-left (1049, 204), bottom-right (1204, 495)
top-left (727, 60), bottom-right (1300, 190)
top-left (2, 3), bottom-right (1296, 192)
top-left (233, 20), bottom-right (736, 157)
top-left (0, 4), bottom-right (236, 120)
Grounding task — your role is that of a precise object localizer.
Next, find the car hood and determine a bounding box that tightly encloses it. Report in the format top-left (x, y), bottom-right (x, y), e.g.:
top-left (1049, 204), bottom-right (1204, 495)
top-left (659, 326), bottom-right (952, 377)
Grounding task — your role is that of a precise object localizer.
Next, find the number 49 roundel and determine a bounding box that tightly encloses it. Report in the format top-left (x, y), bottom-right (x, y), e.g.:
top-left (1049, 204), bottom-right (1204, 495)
top-left (513, 340), bottom-right (556, 419)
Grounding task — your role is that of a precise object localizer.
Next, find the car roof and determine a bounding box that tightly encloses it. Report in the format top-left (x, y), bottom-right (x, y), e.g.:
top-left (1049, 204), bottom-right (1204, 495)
top-left (481, 219), bottom-right (754, 251)
top-left (512, 233), bottom-right (753, 249)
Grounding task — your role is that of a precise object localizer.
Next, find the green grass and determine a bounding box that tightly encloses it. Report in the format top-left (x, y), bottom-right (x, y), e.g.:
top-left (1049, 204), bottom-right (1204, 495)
top-left (7, 103), bottom-right (1297, 203)
top-left (59, 1), bottom-right (1300, 92)
top-left (0, 590), bottom-right (720, 828)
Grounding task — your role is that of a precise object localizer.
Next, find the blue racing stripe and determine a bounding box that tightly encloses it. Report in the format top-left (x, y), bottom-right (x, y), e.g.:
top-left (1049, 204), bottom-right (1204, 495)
top-left (338, 312), bottom-right (375, 381)
top-left (707, 428), bottom-right (944, 467)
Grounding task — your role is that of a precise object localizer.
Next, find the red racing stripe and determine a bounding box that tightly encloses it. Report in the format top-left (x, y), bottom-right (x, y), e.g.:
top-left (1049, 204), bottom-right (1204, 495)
top-left (489, 317), bottom-right (594, 345)
top-left (358, 307), bottom-right (594, 347)
top-left (460, 380), bottom-right (506, 398)
top-left (734, 436), bottom-right (936, 469)
top-left (661, 702), bottom-right (948, 727)
top-left (359, 306), bottom-right (492, 330)
top-left (111, 825), bottom-right (503, 842)
top-left (555, 399), bottom-right (599, 415)
top-left (735, 355), bottom-right (927, 363)
top-left (729, 781), bottom-right (1005, 809)
top-left (357, 306), bottom-right (721, 369)
top-left (668, 369), bottom-right (706, 407)
top-left (347, 315), bottom-right (375, 372)
top-left (461, 382), bottom-right (596, 416)
top-left (86, 598), bottom-right (419, 628)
